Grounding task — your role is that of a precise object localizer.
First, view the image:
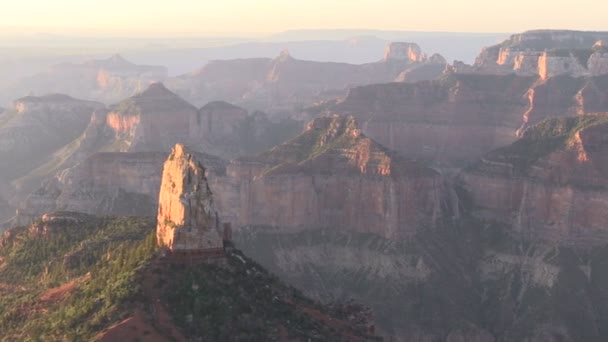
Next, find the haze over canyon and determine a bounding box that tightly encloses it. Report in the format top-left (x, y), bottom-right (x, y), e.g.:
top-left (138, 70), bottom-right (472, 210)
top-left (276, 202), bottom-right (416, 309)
top-left (1, 13), bottom-right (608, 341)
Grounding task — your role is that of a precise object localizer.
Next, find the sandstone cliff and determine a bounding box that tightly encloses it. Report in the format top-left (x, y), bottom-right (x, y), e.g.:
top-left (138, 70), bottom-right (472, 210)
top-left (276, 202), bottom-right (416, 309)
top-left (105, 82), bottom-right (196, 152)
top-left (97, 85), bottom-right (299, 157)
top-left (316, 73), bottom-right (608, 167)
top-left (461, 115), bottom-right (608, 246)
top-left (217, 115), bottom-right (451, 239)
top-left (11, 95), bottom-right (299, 226)
top-left (472, 30), bottom-right (608, 79)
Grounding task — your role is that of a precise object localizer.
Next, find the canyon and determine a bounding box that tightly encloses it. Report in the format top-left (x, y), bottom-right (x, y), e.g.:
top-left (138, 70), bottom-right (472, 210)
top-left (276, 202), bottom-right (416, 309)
top-left (3, 29), bottom-right (608, 341)
top-left (314, 72), bottom-right (608, 167)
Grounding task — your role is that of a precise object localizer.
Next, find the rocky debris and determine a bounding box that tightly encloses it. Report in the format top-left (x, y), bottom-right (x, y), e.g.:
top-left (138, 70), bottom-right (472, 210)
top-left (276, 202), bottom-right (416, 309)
top-left (156, 144), bottom-right (223, 251)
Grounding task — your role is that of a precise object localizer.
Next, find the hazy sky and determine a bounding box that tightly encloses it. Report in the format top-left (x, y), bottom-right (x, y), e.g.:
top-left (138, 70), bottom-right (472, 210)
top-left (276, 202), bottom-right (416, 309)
top-left (1, 0), bottom-right (606, 35)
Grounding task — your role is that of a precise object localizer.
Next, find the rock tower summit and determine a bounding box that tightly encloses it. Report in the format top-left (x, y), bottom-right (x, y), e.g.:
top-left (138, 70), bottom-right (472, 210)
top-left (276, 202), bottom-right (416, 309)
top-left (156, 144), bottom-right (227, 255)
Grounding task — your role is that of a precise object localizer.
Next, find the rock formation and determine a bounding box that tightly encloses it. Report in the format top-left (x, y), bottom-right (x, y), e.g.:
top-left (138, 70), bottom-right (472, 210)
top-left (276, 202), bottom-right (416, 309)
top-left (460, 115), bottom-right (608, 246)
top-left (156, 144), bottom-right (223, 252)
top-left (105, 82), bottom-right (196, 152)
top-left (383, 42), bottom-right (426, 62)
top-left (217, 115), bottom-right (451, 239)
top-left (3, 55), bottom-right (167, 105)
top-left (0, 94), bottom-right (104, 180)
top-left (165, 43), bottom-right (446, 111)
top-left (313, 72), bottom-right (608, 166)
top-left (14, 149), bottom-right (227, 226)
top-left (472, 30), bottom-right (608, 79)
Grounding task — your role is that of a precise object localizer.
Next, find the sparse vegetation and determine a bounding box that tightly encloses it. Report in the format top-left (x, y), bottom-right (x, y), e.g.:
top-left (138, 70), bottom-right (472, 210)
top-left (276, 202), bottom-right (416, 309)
top-left (0, 216), bottom-right (156, 340)
top-left (0, 215), bottom-right (375, 341)
top-left (479, 115), bottom-right (608, 174)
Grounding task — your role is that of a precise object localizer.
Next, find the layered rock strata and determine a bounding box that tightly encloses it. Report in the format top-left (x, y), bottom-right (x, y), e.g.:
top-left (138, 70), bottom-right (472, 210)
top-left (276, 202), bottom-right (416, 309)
top-left (473, 30), bottom-right (608, 78)
top-left (461, 115), bottom-right (608, 246)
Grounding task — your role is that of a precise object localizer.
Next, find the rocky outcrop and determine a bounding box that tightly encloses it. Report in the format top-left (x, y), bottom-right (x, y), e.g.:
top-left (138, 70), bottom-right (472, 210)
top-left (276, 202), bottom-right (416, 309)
top-left (461, 115), bottom-right (608, 246)
top-left (383, 42), bottom-right (426, 62)
top-left (29, 211), bottom-right (95, 237)
top-left (105, 82), bottom-right (196, 152)
top-left (472, 30), bottom-right (608, 78)
top-left (4, 55), bottom-right (167, 105)
top-left (156, 144), bottom-right (223, 251)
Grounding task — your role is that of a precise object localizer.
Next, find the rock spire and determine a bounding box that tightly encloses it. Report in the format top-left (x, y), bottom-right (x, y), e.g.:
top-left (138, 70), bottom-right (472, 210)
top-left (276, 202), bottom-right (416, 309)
top-left (156, 144), bottom-right (223, 252)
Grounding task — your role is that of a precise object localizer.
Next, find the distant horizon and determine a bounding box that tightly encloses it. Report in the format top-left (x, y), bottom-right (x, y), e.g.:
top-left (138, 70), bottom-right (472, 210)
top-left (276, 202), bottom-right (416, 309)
top-left (2, 0), bottom-right (606, 37)
top-left (4, 26), bottom-right (608, 37)
top-left (0, 26), bottom-right (512, 38)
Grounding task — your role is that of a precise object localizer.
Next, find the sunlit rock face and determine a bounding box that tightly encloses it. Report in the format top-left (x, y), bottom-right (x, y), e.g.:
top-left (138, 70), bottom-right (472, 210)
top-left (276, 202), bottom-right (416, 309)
top-left (383, 42), bottom-right (426, 62)
top-left (461, 115), bottom-right (608, 246)
top-left (156, 144), bottom-right (223, 251)
top-left (105, 82), bottom-right (196, 152)
top-left (473, 30), bottom-right (608, 78)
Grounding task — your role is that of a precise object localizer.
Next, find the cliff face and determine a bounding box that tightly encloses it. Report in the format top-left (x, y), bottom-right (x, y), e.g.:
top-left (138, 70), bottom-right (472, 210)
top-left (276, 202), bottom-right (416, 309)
top-left (461, 115), bottom-right (608, 246)
top-left (156, 144), bottom-right (223, 251)
top-left (318, 73), bottom-right (608, 166)
top-left (473, 30), bottom-right (608, 79)
top-left (0, 94), bottom-right (104, 180)
top-left (99, 85), bottom-right (300, 157)
top-left (105, 82), bottom-right (196, 152)
top-left (318, 74), bottom-right (537, 166)
top-left (166, 44), bottom-right (446, 111)
top-left (216, 116), bottom-right (451, 239)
